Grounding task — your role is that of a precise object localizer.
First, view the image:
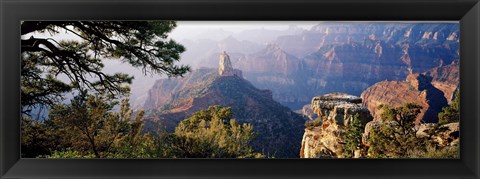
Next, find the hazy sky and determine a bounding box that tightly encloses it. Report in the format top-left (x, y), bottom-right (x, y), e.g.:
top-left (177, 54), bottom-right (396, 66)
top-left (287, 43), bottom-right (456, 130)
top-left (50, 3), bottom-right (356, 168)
top-left (175, 21), bottom-right (318, 31)
top-left (169, 21), bottom-right (319, 41)
top-left (24, 21), bottom-right (457, 42)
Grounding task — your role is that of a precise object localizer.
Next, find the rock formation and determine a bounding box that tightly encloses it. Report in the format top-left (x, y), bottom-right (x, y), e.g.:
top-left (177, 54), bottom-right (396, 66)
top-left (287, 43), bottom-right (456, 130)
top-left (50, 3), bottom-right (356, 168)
top-left (278, 22), bottom-right (459, 57)
top-left (143, 68), bottom-right (218, 111)
top-left (140, 23), bottom-right (459, 157)
top-left (361, 63), bottom-right (457, 124)
top-left (218, 51), bottom-right (235, 76)
top-left (183, 23), bottom-right (459, 111)
top-left (300, 104), bottom-right (317, 121)
top-left (143, 52), bottom-right (306, 158)
top-left (300, 93), bottom-right (373, 158)
top-left (416, 122), bottom-right (460, 147)
top-left (423, 62), bottom-right (459, 104)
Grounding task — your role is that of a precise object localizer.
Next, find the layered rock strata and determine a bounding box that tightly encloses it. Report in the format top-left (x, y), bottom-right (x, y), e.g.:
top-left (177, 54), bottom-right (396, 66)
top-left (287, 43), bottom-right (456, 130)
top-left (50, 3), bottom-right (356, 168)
top-left (183, 23), bottom-right (459, 111)
top-left (300, 93), bottom-right (373, 158)
top-left (361, 68), bottom-right (453, 123)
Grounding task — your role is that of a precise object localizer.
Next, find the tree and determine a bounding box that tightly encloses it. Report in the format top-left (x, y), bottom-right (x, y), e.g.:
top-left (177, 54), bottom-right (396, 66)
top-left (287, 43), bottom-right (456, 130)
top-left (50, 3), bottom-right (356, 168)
top-left (46, 93), bottom-right (154, 158)
top-left (367, 103), bottom-right (424, 158)
top-left (21, 21), bottom-right (189, 114)
top-left (343, 114), bottom-right (365, 158)
top-left (21, 116), bottom-right (59, 158)
top-left (438, 90), bottom-right (460, 125)
top-left (172, 105), bottom-right (264, 158)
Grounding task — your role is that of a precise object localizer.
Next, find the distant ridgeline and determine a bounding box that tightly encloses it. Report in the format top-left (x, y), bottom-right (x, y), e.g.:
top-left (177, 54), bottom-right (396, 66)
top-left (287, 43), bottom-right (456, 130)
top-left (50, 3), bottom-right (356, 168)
top-left (143, 52), bottom-right (306, 158)
top-left (189, 23), bottom-right (459, 110)
top-left (142, 23), bottom-right (460, 158)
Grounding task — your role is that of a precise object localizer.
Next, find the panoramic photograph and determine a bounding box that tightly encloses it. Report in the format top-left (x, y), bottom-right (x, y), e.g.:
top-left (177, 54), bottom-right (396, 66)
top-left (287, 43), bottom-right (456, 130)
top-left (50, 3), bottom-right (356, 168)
top-left (21, 21), bottom-right (460, 158)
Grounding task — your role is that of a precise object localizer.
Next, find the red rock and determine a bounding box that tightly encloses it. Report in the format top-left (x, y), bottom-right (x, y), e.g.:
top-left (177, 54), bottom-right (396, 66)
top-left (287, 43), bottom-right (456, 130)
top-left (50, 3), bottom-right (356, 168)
top-left (361, 71), bottom-right (452, 124)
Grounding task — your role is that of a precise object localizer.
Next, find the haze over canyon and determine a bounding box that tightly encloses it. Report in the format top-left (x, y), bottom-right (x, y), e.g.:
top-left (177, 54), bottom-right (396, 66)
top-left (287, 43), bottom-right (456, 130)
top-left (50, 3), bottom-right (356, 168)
top-left (137, 22), bottom-right (459, 157)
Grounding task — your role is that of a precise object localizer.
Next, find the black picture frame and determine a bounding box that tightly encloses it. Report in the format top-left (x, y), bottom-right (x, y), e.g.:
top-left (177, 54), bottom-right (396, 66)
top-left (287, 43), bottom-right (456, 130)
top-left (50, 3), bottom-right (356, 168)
top-left (1, 0), bottom-right (479, 178)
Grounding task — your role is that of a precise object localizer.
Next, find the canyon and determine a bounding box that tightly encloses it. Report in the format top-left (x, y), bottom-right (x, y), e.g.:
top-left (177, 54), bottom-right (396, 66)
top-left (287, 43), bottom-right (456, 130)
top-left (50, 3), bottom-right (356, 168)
top-left (186, 23), bottom-right (459, 110)
top-left (361, 62), bottom-right (458, 123)
top-left (143, 52), bottom-right (306, 157)
top-left (300, 92), bottom-right (459, 158)
top-left (142, 23), bottom-right (460, 158)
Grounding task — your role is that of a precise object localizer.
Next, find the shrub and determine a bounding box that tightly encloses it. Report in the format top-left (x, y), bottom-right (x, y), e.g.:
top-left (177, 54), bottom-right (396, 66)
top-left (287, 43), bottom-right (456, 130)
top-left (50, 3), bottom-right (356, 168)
top-left (368, 103), bottom-right (424, 158)
top-left (438, 90), bottom-right (460, 125)
top-left (173, 105), bottom-right (264, 158)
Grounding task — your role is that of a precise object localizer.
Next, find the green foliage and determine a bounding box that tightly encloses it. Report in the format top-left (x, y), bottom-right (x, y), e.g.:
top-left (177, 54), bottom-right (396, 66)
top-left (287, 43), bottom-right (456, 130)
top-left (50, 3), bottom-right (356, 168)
top-left (367, 103), bottom-right (459, 158)
top-left (148, 132), bottom-right (182, 158)
top-left (23, 101), bottom-right (262, 158)
top-left (377, 103), bottom-right (422, 124)
top-left (343, 114), bottom-right (365, 158)
top-left (42, 93), bottom-right (155, 158)
top-left (42, 148), bottom-right (96, 159)
top-left (368, 103), bottom-right (424, 158)
top-left (108, 136), bottom-right (156, 158)
top-left (172, 105), bottom-right (264, 158)
top-left (21, 21), bottom-right (189, 114)
top-left (438, 90), bottom-right (460, 125)
top-left (21, 117), bottom-right (59, 158)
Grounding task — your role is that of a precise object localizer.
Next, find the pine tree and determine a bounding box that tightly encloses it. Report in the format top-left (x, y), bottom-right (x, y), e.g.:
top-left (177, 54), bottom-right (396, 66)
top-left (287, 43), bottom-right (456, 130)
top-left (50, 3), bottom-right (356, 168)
top-left (343, 114), bottom-right (365, 158)
top-left (46, 93), bottom-right (154, 158)
top-left (172, 105), bottom-right (264, 158)
top-left (438, 90), bottom-right (460, 125)
top-left (21, 21), bottom-right (189, 114)
top-left (367, 103), bottom-right (423, 158)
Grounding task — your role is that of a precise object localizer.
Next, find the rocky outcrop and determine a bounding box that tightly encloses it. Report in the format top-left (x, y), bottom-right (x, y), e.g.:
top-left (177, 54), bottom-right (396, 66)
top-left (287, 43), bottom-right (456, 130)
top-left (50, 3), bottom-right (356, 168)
top-left (300, 104), bottom-right (317, 121)
top-left (361, 73), bottom-right (449, 124)
top-left (300, 93), bottom-right (373, 158)
top-left (218, 51), bottom-right (235, 76)
top-left (301, 127), bottom-right (334, 158)
top-left (310, 93), bottom-right (368, 126)
top-left (143, 53), bottom-right (306, 158)
top-left (416, 122), bottom-right (460, 146)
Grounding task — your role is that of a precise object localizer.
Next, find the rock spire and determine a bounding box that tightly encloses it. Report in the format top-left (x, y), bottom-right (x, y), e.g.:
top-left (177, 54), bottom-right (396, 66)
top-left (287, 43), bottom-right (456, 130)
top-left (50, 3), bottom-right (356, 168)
top-left (219, 51), bottom-right (235, 76)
